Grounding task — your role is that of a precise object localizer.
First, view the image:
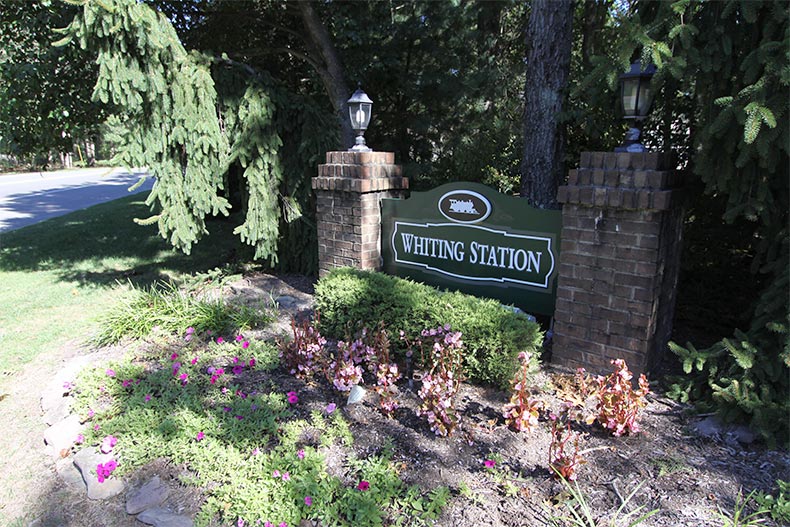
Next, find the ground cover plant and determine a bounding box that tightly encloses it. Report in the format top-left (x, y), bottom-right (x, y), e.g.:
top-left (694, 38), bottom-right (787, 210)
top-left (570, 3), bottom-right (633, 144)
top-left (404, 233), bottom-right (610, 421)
top-left (70, 327), bottom-right (450, 527)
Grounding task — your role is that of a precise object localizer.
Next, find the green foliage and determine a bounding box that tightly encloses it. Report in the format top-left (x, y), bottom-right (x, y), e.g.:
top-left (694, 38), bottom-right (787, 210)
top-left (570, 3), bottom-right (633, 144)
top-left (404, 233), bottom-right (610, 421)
top-left (314, 268), bottom-right (542, 388)
top-left (546, 477), bottom-right (658, 527)
top-left (95, 281), bottom-right (273, 346)
top-left (668, 263), bottom-right (789, 447)
top-left (0, 0), bottom-right (103, 162)
top-left (754, 480), bottom-right (790, 524)
top-left (713, 489), bottom-right (771, 527)
top-left (71, 334), bottom-right (448, 526)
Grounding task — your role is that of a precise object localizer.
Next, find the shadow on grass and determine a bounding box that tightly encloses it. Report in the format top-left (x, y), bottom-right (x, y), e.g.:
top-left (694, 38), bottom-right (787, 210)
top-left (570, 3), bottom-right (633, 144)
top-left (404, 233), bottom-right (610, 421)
top-left (0, 192), bottom-right (261, 287)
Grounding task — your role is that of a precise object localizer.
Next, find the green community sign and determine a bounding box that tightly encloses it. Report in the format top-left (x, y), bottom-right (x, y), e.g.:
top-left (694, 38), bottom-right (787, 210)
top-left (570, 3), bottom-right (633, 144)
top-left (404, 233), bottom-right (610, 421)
top-left (381, 182), bottom-right (562, 316)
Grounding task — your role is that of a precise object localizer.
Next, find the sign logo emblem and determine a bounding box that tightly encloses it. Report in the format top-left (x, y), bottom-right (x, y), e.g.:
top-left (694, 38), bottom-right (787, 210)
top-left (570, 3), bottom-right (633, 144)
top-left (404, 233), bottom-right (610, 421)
top-left (438, 190), bottom-right (491, 224)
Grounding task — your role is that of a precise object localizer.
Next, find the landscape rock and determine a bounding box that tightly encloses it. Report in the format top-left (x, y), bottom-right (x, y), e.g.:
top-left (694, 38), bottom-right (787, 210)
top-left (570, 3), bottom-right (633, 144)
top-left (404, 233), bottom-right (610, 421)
top-left (275, 295), bottom-right (299, 310)
top-left (126, 476), bottom-right (170, 514)
top-left (55, 456), bottom-right (86, 490)
top-left (731, 424), bottom-right (756, 444)
top-left (73, 447), bottom-right (125, 500)
top-left (692, 415), bottom-right (756, 446)
top-left (691, 416), bottom-right (723, 439)
top-left (40, 352), bottom-right (106, 425)
top-left (136, 507), bottom-right (194, 527)
top-left (43, 414), bottom-right (83, 456)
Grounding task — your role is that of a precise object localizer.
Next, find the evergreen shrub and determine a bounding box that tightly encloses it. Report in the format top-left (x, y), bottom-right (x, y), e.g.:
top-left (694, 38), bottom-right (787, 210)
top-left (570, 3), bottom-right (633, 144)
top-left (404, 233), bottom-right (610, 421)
top-left (314, 268), bottom-right (543, 388)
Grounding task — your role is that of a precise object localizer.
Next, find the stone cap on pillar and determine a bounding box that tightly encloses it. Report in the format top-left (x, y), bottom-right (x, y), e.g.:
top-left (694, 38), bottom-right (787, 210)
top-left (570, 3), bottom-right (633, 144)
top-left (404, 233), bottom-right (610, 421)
top-left (326, 151), bottom-right (395, 165)
top-left (557, 151), bottom-right (682, 211)
top-left (312, 151), bottom-right (408, 193)
top-left (578, 151), bottom-right (676, 171)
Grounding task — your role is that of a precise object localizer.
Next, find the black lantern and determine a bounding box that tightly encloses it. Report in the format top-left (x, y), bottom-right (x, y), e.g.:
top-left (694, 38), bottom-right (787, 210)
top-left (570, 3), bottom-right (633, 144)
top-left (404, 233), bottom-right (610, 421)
top-left (348, 87), bottom-right (373, 152)
top-left (615, 61), bottom-right (656, 152)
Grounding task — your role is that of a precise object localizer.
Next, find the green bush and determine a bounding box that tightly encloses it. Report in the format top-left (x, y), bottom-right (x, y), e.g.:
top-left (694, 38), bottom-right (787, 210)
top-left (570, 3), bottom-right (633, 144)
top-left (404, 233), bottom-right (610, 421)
top-left (314, 268), bottom-right (543, 388)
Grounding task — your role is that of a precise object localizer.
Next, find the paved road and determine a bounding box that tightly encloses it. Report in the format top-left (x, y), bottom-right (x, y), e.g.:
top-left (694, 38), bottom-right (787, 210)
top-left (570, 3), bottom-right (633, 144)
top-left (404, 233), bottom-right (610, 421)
top-left (0, 167), bottom-right (155, 232)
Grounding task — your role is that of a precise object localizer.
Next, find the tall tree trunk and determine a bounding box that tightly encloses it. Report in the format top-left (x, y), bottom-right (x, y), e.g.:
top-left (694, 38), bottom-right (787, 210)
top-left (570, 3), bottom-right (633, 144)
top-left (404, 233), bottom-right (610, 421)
top-left (298, 2), bottom-right (355, 149)
top-left (520, 0), bottom-right (574, 209)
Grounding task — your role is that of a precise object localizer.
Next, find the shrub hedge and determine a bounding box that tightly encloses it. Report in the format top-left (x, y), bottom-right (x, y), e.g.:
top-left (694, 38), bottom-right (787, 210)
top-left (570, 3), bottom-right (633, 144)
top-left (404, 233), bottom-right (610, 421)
top-left (314, 268), bottom-right (543, 388)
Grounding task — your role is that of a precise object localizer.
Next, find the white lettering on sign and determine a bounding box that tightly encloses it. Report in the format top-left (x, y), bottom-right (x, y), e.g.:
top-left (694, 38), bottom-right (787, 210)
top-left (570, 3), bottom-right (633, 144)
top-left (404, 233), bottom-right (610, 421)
top-left (468, 242), bottom-right (542, 272)
top-left (400, 233), bottom-right (465, 261)
top-left (392, 222), bottom-right (555, 289)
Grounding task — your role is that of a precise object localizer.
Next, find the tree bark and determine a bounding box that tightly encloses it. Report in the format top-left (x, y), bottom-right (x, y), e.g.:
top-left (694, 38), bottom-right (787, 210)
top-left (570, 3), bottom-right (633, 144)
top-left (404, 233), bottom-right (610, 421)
top-left (298, 2), bottom-right (355, 150)
top-left (520, 0), bottom-right (574, 209)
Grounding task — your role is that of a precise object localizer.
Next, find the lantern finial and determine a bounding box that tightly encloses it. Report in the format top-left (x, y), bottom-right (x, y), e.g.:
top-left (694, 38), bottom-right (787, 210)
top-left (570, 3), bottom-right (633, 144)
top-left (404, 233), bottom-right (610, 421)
top-left (348, 87), bottom-right (373, 152)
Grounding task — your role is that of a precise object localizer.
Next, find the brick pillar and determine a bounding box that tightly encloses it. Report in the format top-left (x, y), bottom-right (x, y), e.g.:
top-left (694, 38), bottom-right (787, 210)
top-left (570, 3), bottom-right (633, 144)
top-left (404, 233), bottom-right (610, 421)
top-left (312, 151), bottom-right (408, 276)
top-left (552, 152), bottom-right (684, 377)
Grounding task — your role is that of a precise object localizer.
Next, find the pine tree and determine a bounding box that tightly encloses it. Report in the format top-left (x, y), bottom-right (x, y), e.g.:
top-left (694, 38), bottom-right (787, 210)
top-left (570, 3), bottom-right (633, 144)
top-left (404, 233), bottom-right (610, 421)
top-left (57, 0), bottom-right (335, 268)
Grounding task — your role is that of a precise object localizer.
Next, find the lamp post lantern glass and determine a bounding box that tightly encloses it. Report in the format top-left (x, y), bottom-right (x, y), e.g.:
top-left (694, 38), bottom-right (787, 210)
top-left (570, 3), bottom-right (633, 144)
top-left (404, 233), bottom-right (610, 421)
top-left (615, 61), bottom-right (656, 153)
top-left (348, 88), bottom-right (373, 152)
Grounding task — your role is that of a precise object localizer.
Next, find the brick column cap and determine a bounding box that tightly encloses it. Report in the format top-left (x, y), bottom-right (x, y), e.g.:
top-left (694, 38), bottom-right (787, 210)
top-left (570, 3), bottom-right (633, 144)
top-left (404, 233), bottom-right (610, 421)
top-left (311, 176), bottom-right (409, 193)
top-left (325, 151), bottom-right (395, 165)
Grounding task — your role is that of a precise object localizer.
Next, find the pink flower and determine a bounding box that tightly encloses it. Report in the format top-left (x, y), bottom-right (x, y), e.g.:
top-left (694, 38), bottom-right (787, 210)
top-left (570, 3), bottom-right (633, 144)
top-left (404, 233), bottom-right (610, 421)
top-left (279, 523), bottom-right (287, 527)
top-left (272, 470), bottom-right (281, 478)
top-left (248, 357), bottom-right (255, 367)
top-left (251, 447), bottom-right (260, 456)
top-left (484, 459), bottom-right (496, 469)
top-left (235, 415), bottom-right (244, 420)
top-left (144, 394), bottom-right (152, 402)
top-left (170, 352), bottom-right (178, 360)
top-left (74, 434), bottom-right (84, 445)
top-left (100, 435), bottom-right (117, 454)
top-left (106, 369), bottom-right (116, 377)
top-left (217, 337), bottom-right (224, 344)
top-left (304, 496), bottom-right (312, 506)
top-left (325, 403), bottom-right (336, 414)
top-left (297, 449), bottom-right (305, 460)
top-left (287, 391), bottom-right (298, 404)
top-left (96, 459), bottom-right (118, 483)
top-left (190, 357), bottom-right (198, 365)
top-left (179, 373), bottom-right (189, 385)
top-left (93, 424), bottom-right (100, 431)
top-left (172, 362), bottom-right (181, 375)
top-left (88, 409), bottom-right (95, 418)
top-left (232, 365), bottom-right (244, 375)
top-left (236, 335), bottom-right (244, 342)
top-left (242, 341), bottom-right (250, 350)
top-left (233, 357), bottom-right (240, 364)
top-left (282, 472), bottom-right (290, 481)
top-left (186, 327), bottom-right (195, 335)
top-left (357, 480), bottom-right (370, 491)
top-left (196, 431), bottom-right (205, 441)
top-left (264, 523), bottom-right (273, 527)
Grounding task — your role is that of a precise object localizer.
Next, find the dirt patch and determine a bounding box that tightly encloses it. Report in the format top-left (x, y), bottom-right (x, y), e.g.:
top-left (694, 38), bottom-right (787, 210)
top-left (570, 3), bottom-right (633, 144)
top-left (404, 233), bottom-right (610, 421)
top-left (1, 272), bottom-right (787, 526)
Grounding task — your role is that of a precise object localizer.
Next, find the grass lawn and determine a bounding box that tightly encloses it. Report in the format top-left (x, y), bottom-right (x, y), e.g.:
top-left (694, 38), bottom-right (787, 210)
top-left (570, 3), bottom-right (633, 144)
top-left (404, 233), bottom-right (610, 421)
top-left (0, 192), bottom-right (257, 374)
